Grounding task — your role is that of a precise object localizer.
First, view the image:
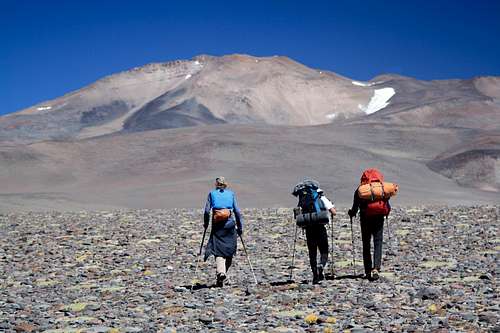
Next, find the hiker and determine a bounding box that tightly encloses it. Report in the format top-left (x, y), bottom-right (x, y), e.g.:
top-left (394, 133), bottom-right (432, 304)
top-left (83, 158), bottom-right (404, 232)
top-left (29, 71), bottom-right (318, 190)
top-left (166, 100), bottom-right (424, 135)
top-left (348, 169), bottom-right (396, 281)
top-left (292, 179), bottom-right (336, 284)
top-left (203, 177), bottom-right (243, 287)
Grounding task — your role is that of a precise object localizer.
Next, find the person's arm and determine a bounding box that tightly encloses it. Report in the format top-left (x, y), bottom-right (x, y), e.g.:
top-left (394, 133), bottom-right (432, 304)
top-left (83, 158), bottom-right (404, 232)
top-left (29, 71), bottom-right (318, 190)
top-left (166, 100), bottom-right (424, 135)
top-left (320, 196), bottom-right (336, 215)
top-left (348, 189), bottom-right (359, 218)
top-left (204, 193), bottom-right (212, 229)
top-left (233, 195), bottom-right (243, 235)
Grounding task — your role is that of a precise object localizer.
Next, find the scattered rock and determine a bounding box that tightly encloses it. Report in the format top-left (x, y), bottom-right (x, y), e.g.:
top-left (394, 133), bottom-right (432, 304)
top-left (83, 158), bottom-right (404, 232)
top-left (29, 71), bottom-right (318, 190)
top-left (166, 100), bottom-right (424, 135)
top-left (14, 322), bottom-right (36, 332)
top-left (417, 287), bottom-right (441, 300)
top-left (0, 206), bottom-right (498, 332)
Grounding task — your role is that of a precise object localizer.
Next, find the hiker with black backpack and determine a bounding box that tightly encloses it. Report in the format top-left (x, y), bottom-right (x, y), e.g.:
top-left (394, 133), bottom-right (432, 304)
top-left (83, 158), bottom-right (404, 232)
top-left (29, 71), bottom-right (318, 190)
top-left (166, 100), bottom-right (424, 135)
top-left (348, 169), bottom-right (398, 281)
top-left (292, 179), bottom-right (336, 284)
top-left (203, 177), bottom-right (244, 287)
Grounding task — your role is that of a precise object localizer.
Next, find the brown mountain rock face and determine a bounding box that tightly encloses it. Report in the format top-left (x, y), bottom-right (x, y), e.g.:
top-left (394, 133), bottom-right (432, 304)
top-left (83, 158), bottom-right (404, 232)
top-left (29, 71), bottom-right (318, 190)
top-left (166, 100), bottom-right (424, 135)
top-left (0, 55), bottom-right (498, 210)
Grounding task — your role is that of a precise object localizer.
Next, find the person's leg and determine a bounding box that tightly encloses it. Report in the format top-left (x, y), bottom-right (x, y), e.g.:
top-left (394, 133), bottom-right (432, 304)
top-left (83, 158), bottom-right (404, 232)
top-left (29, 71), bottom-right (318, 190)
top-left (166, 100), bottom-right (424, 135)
top-left (225, 256), bottom-right (233, 272)
top-left (215, 256), bottom-right (226, 275)
top-left (305, 227), bottom-right (319, 282)
top-left (317, 225), bottom-right (329, 280)
top-left (360, 218), bottom-right (373, 277)
top-left (372, 216), bottom-right (384, 273)
top-left (215, 256), bottom-right (226, 287)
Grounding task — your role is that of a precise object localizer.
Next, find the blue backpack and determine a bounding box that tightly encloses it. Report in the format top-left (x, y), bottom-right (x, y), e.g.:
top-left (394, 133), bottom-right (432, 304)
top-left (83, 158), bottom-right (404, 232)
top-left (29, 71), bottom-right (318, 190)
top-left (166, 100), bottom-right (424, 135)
top-left (292, 181), bottom-right (328, 227)
top-left (210, 189), bottom-right (234, 209)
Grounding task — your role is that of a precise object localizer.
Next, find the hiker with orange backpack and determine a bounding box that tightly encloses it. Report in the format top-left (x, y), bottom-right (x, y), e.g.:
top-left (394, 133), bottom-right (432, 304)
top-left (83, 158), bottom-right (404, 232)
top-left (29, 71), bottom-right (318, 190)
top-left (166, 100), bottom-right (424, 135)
top-left (348, 169), bottom-right (398, 281)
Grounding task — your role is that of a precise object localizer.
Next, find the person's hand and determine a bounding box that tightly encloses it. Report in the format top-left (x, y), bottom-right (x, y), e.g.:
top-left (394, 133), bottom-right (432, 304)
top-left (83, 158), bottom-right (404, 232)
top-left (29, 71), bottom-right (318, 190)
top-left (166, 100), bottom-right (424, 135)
top-left (348, 209), bottom-right (356, 218)
top-left (329, 207), bottom-right (337, 216)
top-left (237, 228), bottom-right (243, 236)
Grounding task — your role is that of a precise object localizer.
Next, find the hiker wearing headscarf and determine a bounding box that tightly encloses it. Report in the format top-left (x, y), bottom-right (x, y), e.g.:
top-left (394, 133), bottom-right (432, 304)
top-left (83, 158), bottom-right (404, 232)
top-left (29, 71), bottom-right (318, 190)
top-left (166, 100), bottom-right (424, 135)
top-left (203, 177), bottom-right (244, 287)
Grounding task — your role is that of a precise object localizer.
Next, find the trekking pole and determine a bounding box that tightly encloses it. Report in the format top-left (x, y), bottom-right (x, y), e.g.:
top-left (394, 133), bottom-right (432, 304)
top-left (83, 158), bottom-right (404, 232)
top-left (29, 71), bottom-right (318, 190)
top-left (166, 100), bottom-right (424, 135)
top-left (239, 234), bottom-right (258, 284)
top-left (289, 222), bottom-right (298, 281)
top-left (199, 226), bottom-right (208, 256)
top-left (190, 226), bottom-right (208, 291)
top-left (385, 215), bottom-right (392, 255)
top-left (385, 215), bottom-right (391, 243)
top-left (330, 213), bottom-right (335, 277)
top-left (349, 216), bottom-right (356, 276)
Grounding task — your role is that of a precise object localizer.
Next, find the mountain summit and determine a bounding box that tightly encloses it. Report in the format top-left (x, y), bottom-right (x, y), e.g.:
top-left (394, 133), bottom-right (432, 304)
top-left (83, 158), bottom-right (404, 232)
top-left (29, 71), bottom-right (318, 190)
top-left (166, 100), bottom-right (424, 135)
top-left (1, 54), bottom-right (374, 142)
top-left (0, 55), bottom-right (498, 210)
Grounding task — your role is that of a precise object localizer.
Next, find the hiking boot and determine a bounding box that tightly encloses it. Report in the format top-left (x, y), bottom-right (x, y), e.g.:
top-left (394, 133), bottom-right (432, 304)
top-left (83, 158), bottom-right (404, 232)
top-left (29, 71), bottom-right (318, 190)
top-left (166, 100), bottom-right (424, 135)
top-left (370, 269), bottom-right (380, 281)
top-left (312, 270), bottom-right (320, 285)
top-left (216, 273), bottom-right (226, 287)
top-left (318, 266), bottom-right (325, 281)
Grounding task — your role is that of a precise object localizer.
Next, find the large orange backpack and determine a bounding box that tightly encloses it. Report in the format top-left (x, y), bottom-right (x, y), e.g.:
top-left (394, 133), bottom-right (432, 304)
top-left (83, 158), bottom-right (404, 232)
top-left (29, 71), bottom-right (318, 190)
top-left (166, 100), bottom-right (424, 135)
top-left (358, 169), bottom-right (398, 201)
top-left (358, 169), bottom-right (395, 217)
top-left (360, 168), bottom-right (384, 185)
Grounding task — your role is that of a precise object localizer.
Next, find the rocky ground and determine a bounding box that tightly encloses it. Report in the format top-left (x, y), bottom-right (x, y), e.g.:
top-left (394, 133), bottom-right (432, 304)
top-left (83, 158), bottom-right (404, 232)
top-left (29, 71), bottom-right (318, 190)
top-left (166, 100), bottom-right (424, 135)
top-left (1, 206), bottom-right (498, 332)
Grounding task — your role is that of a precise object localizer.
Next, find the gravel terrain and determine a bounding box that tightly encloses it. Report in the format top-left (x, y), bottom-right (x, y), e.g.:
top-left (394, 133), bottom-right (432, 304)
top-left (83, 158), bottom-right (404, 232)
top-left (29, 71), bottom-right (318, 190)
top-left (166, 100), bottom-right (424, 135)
top-left (1, 206), bottom-right (498, 332)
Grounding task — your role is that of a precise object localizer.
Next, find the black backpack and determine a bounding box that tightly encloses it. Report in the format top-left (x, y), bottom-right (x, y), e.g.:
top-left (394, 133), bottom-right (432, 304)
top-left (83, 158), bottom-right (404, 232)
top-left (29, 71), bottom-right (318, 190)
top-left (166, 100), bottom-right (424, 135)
top-left (292, 180), bottom-right (328, 227)
top-left (297, 186), bottom-right (322, 214)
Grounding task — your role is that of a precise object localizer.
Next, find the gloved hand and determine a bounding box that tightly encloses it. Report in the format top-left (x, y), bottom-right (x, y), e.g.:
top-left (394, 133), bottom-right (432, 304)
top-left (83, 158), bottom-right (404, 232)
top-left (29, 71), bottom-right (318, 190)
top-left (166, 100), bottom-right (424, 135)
top-left (237, 228), bottom-right (243, 236)
top-left (348, 209), bottom-right (356, 218)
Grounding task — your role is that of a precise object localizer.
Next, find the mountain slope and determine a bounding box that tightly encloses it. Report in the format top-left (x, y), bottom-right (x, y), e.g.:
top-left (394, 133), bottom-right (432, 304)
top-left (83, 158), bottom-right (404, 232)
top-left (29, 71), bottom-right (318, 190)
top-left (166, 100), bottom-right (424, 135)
top-left (0, 123), bottom-right (498, 211)
top-left (346, 75), bottom-right (500, 130)
top-left (0, 54), bottom-right (498, 210)
top-left (0, 55), bottom-right (374, 142)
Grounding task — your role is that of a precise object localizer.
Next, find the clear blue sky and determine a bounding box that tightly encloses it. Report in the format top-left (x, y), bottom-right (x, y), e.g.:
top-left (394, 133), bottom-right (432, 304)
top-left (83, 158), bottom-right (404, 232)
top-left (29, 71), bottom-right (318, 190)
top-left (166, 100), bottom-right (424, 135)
top-left (1, 0), bottom-right (499, 115)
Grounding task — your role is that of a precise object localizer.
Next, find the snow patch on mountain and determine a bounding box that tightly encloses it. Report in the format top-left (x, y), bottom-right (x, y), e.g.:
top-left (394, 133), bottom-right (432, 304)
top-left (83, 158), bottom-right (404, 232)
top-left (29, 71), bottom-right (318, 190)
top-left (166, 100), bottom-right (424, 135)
top-left (359, 88), bottom-right (395, 115)
top-left (352, 81), bottom-right (370, 87)
top-left (352, 81), bottom-right (385, 87)
top-left (37, 106), bottom-right (52, 111)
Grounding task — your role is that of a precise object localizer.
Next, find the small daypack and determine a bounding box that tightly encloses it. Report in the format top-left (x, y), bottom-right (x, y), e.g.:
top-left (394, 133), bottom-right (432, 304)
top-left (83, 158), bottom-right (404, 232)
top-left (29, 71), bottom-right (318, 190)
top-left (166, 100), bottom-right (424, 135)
top-left (213, 208), bottom-right (231, 223)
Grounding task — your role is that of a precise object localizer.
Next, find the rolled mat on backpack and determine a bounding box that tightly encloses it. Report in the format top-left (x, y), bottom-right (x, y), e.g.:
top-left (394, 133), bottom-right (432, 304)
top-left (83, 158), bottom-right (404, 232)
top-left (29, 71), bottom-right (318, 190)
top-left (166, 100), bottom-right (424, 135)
top-left (358, 182), bottom-right (398, 201)
top-left (296, 211), bottom-right (330, 227)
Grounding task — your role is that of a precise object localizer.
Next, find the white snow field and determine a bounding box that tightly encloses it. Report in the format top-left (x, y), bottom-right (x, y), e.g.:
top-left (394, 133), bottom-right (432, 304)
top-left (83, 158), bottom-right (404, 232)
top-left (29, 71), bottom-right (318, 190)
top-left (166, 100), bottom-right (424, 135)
top-left (352, 81), bottom-right (371, 87)
top-left (359, 87), bottom-right (396, 115)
